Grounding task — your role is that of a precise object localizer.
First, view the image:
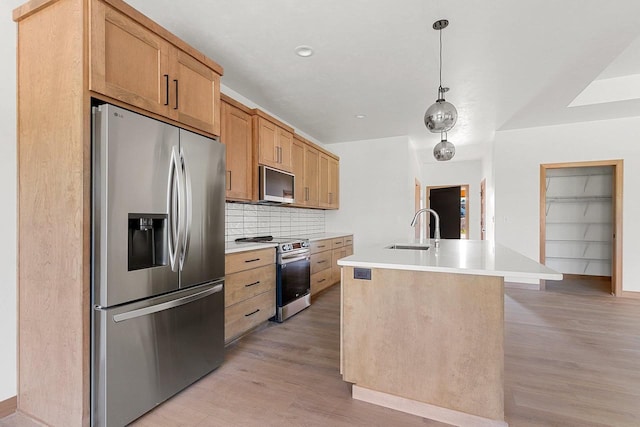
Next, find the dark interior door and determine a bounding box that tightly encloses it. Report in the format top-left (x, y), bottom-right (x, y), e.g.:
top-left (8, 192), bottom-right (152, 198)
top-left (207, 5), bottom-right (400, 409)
top-left (429, 186), bottom-right (461, 239)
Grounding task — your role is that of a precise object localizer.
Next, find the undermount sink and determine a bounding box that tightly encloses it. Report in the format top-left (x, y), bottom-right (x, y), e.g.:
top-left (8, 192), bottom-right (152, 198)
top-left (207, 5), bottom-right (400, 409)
top-left (386, 243), bottom-right (430, 250)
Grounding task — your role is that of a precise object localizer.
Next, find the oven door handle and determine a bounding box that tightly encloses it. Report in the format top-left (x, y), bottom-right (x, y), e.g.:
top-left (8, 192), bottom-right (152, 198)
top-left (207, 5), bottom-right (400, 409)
top-left (280, 254), bottom-right (310, 265)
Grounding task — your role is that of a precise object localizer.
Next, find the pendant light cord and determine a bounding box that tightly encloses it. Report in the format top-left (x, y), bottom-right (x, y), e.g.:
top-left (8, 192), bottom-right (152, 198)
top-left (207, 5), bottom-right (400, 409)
top-left (439, 27), bottom-right (443, 93)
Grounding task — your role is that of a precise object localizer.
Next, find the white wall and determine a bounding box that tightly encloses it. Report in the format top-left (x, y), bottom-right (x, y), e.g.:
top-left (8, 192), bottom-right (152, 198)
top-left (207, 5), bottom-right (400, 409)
top-left (325, 136), bottom-right (417, 252)
top-left (421, 160), bottom-right (483, 240)
top-left (493, 117), bottom-right (640, 292)
top-left (0, 0), bottom-right (22, 402)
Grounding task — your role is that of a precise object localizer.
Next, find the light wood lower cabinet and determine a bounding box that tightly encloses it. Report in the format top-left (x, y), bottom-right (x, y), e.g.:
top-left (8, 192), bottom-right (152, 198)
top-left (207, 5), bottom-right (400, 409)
top-left (311, 235), bottom-right (353, 297)
top-left (225, 248), bottom-right (276, 343)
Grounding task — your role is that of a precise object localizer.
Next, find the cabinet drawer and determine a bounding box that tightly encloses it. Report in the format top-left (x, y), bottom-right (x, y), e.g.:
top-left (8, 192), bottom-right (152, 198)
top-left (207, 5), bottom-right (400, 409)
top-left (225, 264), bottom-right (275, 307)
top-left (225, 248), bottom-right (275, 275)
top-left (344, 235), bottom-right (354, 246)
top-left (311, 268), bottom-right (332, 296)
top-left (332, 237), bottom-right (345, 248)
top-left (225, 291), bottom-right (275, 342)
top-left (311, 250), bottom-right (332, 275)
top-left (310, 239), bottom-right (331, 254)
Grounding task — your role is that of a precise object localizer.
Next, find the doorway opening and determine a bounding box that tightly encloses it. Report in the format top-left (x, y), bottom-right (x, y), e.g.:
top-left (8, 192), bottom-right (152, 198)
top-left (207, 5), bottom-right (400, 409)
top-left (426, 185), bottom-right (469, 239)
top-left (540, 160), bottom-right (623, 296)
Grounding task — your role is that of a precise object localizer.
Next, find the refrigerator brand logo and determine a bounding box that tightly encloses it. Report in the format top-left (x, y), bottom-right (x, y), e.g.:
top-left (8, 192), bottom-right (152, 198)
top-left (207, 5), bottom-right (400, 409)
top-left (113, 112), bottom-right (123, 118)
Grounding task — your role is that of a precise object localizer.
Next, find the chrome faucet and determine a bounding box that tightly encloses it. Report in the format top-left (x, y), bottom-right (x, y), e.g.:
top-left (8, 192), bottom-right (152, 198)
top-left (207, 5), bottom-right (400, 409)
top-left (410, 208), bottom-right (441, 248)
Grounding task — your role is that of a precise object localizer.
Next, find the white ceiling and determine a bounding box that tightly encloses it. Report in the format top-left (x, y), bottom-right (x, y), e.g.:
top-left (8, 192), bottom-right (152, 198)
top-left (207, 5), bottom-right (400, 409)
top-left (126, 0), bottom-right (640, 164)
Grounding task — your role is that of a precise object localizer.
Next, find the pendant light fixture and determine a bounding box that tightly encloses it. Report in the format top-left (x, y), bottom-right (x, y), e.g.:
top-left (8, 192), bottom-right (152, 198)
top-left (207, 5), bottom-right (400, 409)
top-left (424, 19), bottom-right (457, 133)
top-left (433, 131), bottom-right (456, 161)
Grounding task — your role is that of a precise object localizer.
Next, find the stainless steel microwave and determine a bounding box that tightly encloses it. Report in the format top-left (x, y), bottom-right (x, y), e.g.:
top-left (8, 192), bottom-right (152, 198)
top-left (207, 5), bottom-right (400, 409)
top-left (259, 165), bottom-right (295, 203)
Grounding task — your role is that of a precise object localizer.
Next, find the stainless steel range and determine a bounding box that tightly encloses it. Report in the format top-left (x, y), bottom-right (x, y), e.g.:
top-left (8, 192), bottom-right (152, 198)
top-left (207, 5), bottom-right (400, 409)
top-left (236, 236), bottom-right (311, 322)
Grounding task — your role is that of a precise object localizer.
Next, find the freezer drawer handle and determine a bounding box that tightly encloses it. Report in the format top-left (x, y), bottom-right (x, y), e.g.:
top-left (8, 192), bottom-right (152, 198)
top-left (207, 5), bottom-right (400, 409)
top-left (112, 283), bottom-right (223, 323)
top-left (244, 309), bottom-right (260, 317)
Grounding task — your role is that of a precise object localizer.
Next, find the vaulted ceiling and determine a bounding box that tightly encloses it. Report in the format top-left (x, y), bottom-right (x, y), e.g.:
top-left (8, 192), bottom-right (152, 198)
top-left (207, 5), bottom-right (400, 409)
top-left (126, 0), bottom-right (640, 163)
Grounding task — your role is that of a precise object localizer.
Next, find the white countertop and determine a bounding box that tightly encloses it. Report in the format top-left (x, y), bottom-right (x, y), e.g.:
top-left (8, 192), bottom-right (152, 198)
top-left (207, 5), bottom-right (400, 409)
top-left (225, 232), bottom-right (353, 254)
top-left (337, 239), bottom-right (562, 281)
top-left (301, 232), bottom-right (353, 242)
top-left (225, 241), bottom-right (278, 254)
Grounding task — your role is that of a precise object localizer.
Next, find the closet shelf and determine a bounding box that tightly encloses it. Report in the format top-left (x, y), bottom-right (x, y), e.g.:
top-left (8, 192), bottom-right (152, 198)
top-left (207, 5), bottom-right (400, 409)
top-left (546, 221), bottom-right (610, 225)
top-left (546, 256), bottom-right (610, 262)
top-left (546, 239), bottom-right (611, 244)
top-left (546, 196), bottom-right (611, 203)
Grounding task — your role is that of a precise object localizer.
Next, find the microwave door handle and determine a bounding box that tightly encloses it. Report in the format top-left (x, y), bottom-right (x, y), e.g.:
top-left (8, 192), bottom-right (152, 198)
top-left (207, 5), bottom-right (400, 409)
top-left (179, 147), bottom-right (191, 270)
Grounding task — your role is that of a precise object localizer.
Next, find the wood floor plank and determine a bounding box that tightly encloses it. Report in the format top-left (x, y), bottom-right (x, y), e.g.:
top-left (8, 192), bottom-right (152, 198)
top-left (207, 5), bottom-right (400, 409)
top-left (3, 278), bottom-right (640, 426)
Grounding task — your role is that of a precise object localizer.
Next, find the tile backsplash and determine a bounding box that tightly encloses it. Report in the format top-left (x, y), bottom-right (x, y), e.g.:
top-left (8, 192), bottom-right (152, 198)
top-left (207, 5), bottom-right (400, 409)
top-left (225, 202), bottom-right (325, 241)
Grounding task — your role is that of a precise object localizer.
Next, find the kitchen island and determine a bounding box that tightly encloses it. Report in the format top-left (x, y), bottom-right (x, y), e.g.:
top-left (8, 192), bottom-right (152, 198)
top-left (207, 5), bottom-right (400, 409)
top-left (337, 239), bottom-right (561, 427)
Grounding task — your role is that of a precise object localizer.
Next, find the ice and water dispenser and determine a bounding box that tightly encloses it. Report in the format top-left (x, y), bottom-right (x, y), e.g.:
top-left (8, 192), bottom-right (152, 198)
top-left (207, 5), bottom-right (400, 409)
top-left (128, 214), bottom-right (168, 271)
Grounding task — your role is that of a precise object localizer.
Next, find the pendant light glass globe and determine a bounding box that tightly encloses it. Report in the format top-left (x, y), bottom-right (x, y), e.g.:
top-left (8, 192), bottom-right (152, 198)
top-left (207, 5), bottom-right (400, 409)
top-left (424, 97), bottom-right (458, 133)
top-left (433, 133), bottom-right (455, 161)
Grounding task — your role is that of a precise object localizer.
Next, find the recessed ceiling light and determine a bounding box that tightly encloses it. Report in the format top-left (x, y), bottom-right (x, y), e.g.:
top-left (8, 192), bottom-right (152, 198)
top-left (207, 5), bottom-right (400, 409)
top-left (355, 114), bottom-right (366, 119)
top-left (294, 45), bottom-right (314, 57)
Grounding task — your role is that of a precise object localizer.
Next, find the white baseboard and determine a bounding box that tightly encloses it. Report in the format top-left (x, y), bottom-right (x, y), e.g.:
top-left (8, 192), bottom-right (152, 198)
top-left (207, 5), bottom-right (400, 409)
top-left (352, 385), bottom-right (508, 427)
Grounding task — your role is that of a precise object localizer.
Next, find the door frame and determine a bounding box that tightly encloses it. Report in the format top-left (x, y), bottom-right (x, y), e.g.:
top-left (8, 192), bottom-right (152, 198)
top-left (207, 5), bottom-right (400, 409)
top-left (539, 160), bottom-right (623, 296)
top-left (480, 178), bottom-right (486, 240)
top-left (426, 184), bottom-right (470, 240)
top-left (414, 178), bottom-right (422, 239)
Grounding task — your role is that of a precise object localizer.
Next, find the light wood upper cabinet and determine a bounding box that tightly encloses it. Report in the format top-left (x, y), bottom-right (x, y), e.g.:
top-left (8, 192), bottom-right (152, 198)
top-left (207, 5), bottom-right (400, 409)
top-left (319, 153), bottom-right (330, 208)
top-left (257, 117), bottom-right (277, 168)
top-left (292, 137), bottom-right (305, 204)
top-left (304, 144), bottom-right (320, 206)
top-left (292, 135), bottom-right (320, 207)
top-left (171, 49), bottom-right (220, 135)
top-left (319, 152), bottom-right (339, 209)
top-left (254, 114), bottom-right (293, 173)
top-left (90, 0), bottom-right (171, 117)
top-left (328, 156), bottom-right (339, 209)
top-left (277, 127), bottom-right (293, 171)
top-left (221, 97), bottom-right (253, 201)
top-left (90, 0), bottom-right (222, 135)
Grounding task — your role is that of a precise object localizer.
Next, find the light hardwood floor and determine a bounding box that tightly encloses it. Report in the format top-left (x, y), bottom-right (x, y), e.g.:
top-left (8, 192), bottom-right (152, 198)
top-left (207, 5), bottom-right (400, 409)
top-left (2, 282), bottom-right (640, 426)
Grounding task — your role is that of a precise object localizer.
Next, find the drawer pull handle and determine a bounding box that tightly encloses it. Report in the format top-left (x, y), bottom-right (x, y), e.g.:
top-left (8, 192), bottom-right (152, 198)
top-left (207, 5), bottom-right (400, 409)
top-left (245, 309), bottom-right (260, 317)
top-left (318, 260), bottom-right (327, 264)
top-left (317, 279), bottom-right (326, 283)
top-left (245, 281), bottom-right (260, 288)
top-left (244, 258), bottom-right (260, 263)
top-left (317, 245), bottom-right (326, 248)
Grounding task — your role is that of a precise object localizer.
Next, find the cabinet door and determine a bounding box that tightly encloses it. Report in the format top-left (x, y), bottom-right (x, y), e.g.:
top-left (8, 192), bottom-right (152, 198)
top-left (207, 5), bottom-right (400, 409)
top-left (304, 145), bottom-right (320, 207)
top-left (331, 248), bottom-right (347, 284)
top-left (90, 1), bottom-right (170, 117)
top-left (171, 49), bottom-right (221, 136)
top-left (292, 138), bottom-right (305, 204)
top-left (329, 157), bottom-right (340, 209)
top-left (277, 128), bottom-right (293, 172)
top-left (319, 153), bottom-right (330, 208)
top-left (221, 101), bottom-right (253, 201)
top-left (257, 117), bottom-right (278, 168)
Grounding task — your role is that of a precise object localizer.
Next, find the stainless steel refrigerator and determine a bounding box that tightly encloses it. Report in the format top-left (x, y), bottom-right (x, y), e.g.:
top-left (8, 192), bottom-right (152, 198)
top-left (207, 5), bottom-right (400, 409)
top-left (91, 104), bottom-right (226, 427)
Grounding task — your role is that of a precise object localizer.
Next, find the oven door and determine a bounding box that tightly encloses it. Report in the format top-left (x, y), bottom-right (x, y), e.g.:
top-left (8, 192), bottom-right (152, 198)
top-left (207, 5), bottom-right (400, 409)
top-left (277, 252), bottom-right (311, 307)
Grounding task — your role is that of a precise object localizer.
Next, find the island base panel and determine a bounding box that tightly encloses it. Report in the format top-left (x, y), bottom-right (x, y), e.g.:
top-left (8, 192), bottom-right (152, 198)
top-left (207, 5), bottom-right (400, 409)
top-left (341, 267), bottom-right (504, 421)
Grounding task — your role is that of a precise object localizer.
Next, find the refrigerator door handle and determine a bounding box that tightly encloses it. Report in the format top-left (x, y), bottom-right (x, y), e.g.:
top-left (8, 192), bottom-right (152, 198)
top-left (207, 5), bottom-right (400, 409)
top-left (112, 282), bottom-right (224, 323)
top-left (167, 146), bottom-right (184, 271)
top-left (179, 147), bottom-right (192, 270)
